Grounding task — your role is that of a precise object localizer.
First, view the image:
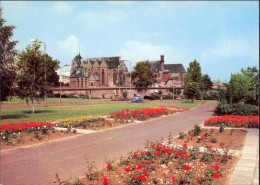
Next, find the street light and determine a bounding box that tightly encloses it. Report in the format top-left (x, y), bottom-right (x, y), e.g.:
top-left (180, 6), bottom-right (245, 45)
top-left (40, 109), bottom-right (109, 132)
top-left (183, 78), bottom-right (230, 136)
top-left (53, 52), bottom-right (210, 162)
top-left (59, 64), bottom-right (70, 102)
top-left (30, 39), bottom-right (47, 106)
top-left (122, 60), bottom-right (132, 100)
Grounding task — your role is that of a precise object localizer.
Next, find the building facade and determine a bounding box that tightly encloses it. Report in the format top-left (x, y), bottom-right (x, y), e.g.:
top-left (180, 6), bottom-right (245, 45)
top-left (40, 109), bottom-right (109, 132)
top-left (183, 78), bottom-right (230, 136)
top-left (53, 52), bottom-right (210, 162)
top-left (70, 53), bottom-right (128, 88)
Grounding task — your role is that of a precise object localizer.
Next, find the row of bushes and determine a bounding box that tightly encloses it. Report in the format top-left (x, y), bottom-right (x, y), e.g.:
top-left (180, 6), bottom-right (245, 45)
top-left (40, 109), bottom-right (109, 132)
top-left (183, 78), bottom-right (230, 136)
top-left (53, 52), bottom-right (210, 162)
top-left (53, 94), bottom-right (101, 99)
top-left (214, 102), bottom-right (258, 116)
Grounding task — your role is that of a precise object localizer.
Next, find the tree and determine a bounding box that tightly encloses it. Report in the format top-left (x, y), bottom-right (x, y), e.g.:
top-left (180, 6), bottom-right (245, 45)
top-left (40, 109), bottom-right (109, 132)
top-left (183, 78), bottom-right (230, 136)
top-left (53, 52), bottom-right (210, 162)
top-left (201, 74), bottom-right (213, 100)
top-left (225, 66), bottom-right (259, 105)
top-left (241, 66), bottom-right (259, 105)
top-left (184, 60), bottom-right (202, 101)
top-left (132, 61), bottom-right (157, 90)
top-left (0, 8), bottom-right (19, 101)
top-left (17, 41), bottom-right (60, 113)
top-left (45, 54), bottom-right (60, 87)
top-left (226, 73), bottom-right (252, 104)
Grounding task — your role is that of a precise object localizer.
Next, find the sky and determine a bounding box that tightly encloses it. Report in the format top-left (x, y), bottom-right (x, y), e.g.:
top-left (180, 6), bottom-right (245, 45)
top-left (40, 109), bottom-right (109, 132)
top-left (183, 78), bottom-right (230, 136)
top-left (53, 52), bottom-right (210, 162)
top-left (1, 1), bottom-right (259, 82)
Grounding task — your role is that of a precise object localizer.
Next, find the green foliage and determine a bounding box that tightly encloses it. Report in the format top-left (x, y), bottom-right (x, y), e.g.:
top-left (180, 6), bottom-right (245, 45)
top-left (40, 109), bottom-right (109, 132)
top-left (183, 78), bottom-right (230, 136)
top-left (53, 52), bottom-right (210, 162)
top-left (184, 82), bottom-right (201, 101)
top-left (225, 66), bottom-right (259, 105)
top-left (122, 91), bottom-right (128, 99)
top-left (219, 123), bottom-right (225, 133)
top-left (16, 40), bottom-right (60, 113)
top-left (201, 74), bottom-right (213, 100)
top-left (0, 8), bottom-right (19, 101)
top-left (214, 102), bottom-right (258, 116)
top-left (132, 61), bottom-right (157, 90)
top-left (179, 132), bottom-right (186, 139)
top-left (193, 124), bottom-right (201, 136)
top-left (184, 60), bottom-right (202, 101)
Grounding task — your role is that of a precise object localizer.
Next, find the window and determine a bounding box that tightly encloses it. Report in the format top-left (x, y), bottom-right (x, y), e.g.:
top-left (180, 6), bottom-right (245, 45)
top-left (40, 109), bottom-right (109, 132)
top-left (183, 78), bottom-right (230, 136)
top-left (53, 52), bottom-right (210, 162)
top-left (102, 69), bottom-right (105, 85)
top-left (113, 70), bottom-right (117, 85)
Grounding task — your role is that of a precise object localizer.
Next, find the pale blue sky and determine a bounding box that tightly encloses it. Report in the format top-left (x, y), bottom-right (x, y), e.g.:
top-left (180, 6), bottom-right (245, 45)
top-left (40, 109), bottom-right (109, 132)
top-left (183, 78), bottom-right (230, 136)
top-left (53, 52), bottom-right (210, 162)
top-left (1, 1), bottom-right (259, 82)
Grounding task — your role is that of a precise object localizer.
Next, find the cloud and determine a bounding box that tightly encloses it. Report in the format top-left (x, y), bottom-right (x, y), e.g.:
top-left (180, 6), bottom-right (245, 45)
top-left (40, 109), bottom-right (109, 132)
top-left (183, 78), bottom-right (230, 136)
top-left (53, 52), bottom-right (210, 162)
top-left (80, 9), bottom-right (126, 29)
top-left (117, 40), bottom-right (188, 68)
top-left (200, 36), bottom-right (259, 63)
top-left (57, 35), bottom-right (82, 56)
top-left (52, 2), bottom-right (72, 13)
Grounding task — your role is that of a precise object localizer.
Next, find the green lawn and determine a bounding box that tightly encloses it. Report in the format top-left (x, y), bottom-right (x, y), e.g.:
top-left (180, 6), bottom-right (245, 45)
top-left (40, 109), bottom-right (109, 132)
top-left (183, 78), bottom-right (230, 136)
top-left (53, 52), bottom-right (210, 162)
top-left (1, 97), bottom-right (100, 104)
top-left (0, 100), bottom-right (203, 125)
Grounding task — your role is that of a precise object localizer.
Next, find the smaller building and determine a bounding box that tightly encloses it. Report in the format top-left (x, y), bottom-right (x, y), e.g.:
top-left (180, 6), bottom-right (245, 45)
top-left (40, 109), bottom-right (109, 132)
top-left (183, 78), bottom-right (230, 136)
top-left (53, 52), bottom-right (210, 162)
top-left (150, 55), bottom-right (186, 95)
top-left (56, 70), bottom-right (70, 85)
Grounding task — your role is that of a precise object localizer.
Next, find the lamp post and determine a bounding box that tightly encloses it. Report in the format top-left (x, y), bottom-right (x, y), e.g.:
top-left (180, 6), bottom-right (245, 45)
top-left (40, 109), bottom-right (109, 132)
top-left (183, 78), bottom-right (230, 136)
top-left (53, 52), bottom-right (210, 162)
top-left (122, 60), bottom-right (132, 100)
top-left (172, 79), bottom-right (175, 101)
top-left (59, 64), bottom-right (70, 102)
top-left (30, 39), bottom-right (47, 106)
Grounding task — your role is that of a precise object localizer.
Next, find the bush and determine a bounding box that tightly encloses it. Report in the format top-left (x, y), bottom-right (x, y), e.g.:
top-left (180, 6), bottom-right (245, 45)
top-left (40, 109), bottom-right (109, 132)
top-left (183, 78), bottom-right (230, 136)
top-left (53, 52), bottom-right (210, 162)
top-left (214, 102), bottom-right (258, 116)
top-left (122, 91), bottom-right (128, 99)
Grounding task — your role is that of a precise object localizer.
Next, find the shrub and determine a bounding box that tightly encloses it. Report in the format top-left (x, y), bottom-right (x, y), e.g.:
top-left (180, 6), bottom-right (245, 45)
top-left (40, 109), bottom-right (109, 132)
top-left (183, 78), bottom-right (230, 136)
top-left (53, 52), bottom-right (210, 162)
top-left (214, 102), bottom-right (258, 116)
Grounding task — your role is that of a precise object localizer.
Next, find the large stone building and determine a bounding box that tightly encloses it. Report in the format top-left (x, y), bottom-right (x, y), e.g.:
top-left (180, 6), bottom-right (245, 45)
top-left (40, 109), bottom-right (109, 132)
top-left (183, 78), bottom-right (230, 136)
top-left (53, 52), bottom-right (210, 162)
top-left (68, 53), bottom-right (186, 98)
top-left (70, 53), bottom-right (128, 88)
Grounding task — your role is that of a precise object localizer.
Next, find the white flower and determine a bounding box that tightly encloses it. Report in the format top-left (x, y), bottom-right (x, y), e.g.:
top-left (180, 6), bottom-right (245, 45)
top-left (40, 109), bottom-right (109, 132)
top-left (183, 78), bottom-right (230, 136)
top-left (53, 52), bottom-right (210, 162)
top-left (56, 124), bottom-right (58, 126)
top-left (44, 126), bottom-right (46, 128)
top-left (38, 127), bottom-right (40, 130)
top-left (13, 133), bottom-right (16, 135)
top-left (18, 132), bottom-right (21, 135)
top-left (1, 133), bottom-right (2, 135)
top-left (3, 136), bottom-right (5, 139)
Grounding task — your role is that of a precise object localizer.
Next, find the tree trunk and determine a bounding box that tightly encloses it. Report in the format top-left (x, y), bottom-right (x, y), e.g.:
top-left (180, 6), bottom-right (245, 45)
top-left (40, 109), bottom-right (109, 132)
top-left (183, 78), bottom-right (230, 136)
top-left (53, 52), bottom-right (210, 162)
top-left (32, 99), bottom-right (35, 114)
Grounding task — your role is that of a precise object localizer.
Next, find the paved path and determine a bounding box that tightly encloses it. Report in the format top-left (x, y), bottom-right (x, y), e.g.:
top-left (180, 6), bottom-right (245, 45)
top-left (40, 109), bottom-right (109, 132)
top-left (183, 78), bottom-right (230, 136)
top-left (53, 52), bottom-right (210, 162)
top-left (1, 102), bottom-right (217, 185)
top-left (228, 129), bottom-right (259, 185)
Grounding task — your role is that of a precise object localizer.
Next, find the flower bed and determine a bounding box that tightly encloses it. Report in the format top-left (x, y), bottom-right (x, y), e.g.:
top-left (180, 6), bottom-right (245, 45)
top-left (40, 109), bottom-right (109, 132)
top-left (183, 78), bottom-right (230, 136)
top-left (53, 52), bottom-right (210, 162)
top-left (0, 121), bottom-right (76, 147)
top-left (204, 115), bottom-right (259, 128)
top-left (158, 106), bottom-right (189, 111)
top-left (64, 140), bottom-right (237, 185)
top-left (109, 108), bottom-right (171, 122)
top-left (53, 116), bottom-right (106, 128)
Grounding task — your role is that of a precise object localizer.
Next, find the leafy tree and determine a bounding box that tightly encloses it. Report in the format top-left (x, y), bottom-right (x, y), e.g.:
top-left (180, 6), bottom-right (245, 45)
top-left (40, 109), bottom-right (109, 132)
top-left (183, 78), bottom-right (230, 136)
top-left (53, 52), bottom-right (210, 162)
top-left (17, 41), bottom-right (60, 113)
top-left (226, 73), bottom-right (252, 104)
top-left (132, 61), bottom-right (157, 90)
top-left (0, 8), bottom-right (19, 101)
top-left (201, 74), bottom-right (213, 100)
top-left (241, 66), bottom-right (259, 105)
top-left (184, 60), bottom-right (202, 101)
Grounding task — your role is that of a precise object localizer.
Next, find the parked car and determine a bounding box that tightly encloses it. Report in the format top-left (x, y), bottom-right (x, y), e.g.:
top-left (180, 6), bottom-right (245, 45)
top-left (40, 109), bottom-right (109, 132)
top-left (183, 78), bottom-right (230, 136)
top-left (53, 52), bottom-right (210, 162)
top-left (131, 95), bottom-right (143, 103)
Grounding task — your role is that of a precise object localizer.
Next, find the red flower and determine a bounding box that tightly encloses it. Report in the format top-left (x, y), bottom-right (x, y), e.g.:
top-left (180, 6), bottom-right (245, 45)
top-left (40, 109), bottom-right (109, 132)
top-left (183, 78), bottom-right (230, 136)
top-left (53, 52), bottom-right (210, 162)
top-left (146, 161), bottom-right (151, 165)
top-left (220, 142), bottom-right (225, 146)
top-left (184, 140), bottom-right (188, 143)
top-left (197, 179), bottom-right (201, 183)
top-left (102, 177), bottom-right (109, 185)
top-left (175, 152), bottom-right (180, 157)
top-left (132, 174), bottom-right (136, 179)
top-left (142, 160), bottom-right (146, 164)
top-left (152, 145), bottom-right (155, 149)
top-left (125, 167), bottom-right (131, 172)
top-left (141, 151), bottom-right (145, 156)
top-left (213, 150), bottom-right (217, 153)
top-left (205, 178), bottom-right (209, 181)
top-left (215, 166), bottom-right (220, 171)
top-left (183, 143), bottom-right (187, 148)
top-left (107, 164), bottom-right (111, 169)
top-left (183, 151), bottom-right (188, 155)
top-left (143, 169), bottom-right (148, 176)
top-left (172, 176), bottom-right (176, 183)
top-left (183, 165), bottom-right (191, 170)
top-left (181, 154), bottom-right (185, 159)
top-left (209, 146), bottom-right (212, 149)
top-left (201, 136), bottom-right (205, 140)
top-left (138, 175), bottom-right (146, 182)
top-left (213, 173), bottom-right (220, 179)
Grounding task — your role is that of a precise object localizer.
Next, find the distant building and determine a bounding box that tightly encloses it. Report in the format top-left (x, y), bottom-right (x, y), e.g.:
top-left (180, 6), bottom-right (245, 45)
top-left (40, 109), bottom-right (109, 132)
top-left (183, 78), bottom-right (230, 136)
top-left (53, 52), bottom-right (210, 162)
top-left (69, 53), bottom-right (128, 88)
top-left (150, 55), bottom-right (186, 94)
top-left (56, 70), bottom-right (70, 85)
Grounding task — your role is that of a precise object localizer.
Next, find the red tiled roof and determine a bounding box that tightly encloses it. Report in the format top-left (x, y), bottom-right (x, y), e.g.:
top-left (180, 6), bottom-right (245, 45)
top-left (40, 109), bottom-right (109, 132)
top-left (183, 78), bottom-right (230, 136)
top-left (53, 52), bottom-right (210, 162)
top-left (160, 73), bottom-right (171, 82)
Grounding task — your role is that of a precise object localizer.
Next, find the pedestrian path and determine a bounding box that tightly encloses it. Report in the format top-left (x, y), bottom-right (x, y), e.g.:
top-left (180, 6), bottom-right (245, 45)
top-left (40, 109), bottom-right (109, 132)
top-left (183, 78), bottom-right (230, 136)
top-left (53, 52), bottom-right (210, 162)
top-left (228, 129), bottom-right (259, 185)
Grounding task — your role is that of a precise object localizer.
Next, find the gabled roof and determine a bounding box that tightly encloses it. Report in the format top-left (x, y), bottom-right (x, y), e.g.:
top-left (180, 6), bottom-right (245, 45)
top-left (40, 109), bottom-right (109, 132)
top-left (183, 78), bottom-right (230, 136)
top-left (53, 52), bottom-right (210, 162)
top-left (82, 56), bottom-right (124, 69)
top-left (164, 64), bottom-right (186, 73)
top-left (150, 60), bottom-right (162, 73)
top-left (160, 73), bottom-right (171, 82)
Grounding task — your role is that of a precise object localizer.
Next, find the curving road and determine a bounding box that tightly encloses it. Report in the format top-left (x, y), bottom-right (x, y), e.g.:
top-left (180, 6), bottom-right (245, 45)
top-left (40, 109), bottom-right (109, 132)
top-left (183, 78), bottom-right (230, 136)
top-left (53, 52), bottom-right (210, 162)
top-left (1, 102), bottom-right (217, 185)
